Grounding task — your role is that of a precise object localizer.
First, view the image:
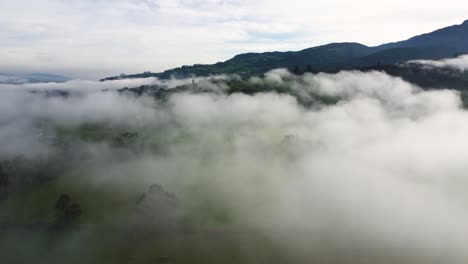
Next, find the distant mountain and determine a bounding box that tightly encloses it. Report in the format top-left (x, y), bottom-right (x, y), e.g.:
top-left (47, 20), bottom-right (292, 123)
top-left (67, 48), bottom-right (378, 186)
top-left (102, 20), bottom-right (468, 81)
top-left (377, 20), bottom-right (468, 51)
top-left (0, 73), bottom-right (71, 84)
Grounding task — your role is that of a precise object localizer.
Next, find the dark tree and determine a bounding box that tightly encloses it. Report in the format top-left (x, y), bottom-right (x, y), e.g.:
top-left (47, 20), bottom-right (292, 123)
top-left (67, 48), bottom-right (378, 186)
top-left (54, 194), bottom-right (82, 229)
top-left (55, 194), bottom-right (71, 210)
top-left (136, 192), bottom-right (147, 205)
top-left (292, 65), bottom-right (301, 75)
top-left (0, 164), bottom-right (8, 199)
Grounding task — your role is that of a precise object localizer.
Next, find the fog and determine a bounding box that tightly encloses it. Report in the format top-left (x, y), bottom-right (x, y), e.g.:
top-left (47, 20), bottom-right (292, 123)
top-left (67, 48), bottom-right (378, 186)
top-left (1, 70), bottom-right (468, 263)
top-left (408, 54), bottom-right (468, 71)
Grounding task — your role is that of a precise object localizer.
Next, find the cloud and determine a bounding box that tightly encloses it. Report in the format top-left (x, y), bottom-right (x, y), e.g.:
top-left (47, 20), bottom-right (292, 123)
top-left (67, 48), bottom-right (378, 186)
top-left (408, 55), bottom-right (468, 71)
top-left (2, 70), bottom-right (468, 262)
top-left (0, 74), bottom-right (28, 84)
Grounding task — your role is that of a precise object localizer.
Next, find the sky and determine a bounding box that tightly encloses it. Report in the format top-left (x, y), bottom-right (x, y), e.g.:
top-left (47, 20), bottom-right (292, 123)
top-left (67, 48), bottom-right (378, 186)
top-left (1, 0), bottom-right (467, 79)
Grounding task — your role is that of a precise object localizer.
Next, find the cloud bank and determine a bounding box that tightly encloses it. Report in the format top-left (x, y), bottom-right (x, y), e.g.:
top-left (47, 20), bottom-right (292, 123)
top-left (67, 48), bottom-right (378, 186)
top-left (1, 70), bottom-right (468, 262)
top-left (408, 55), bottom-right (468, 71)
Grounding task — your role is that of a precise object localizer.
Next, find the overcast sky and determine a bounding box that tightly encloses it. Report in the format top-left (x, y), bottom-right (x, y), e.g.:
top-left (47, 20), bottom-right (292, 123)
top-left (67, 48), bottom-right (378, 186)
top-left (1, 0), bottom-right (467, 79)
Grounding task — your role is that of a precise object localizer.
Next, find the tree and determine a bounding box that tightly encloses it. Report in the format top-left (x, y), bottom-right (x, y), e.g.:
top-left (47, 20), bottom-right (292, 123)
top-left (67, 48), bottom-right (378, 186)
top-left (0, 164), bottom-right (8, 199)
top-left (54, 194), bottom-right (82, 229)
top-left (292, 65), bottom-right (301, 75)
top-left (55, 194), bottom-right (71, 210)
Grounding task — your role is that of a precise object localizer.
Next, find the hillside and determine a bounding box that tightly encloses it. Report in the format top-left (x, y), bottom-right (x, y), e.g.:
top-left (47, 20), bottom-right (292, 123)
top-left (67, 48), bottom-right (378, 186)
top-left (102, 20), bottom-right (468, 81)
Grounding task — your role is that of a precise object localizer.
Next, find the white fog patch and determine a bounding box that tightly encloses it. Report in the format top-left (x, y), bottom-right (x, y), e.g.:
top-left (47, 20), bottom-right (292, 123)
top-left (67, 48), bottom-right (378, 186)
top-left (0, 75), bottom-right (232, 93)
top-left (0, 77), bottom-right (160, 92)
top-left (408, 54), bottom-right (468, 71)
top-left (0, 90), bottom-right (160, 127)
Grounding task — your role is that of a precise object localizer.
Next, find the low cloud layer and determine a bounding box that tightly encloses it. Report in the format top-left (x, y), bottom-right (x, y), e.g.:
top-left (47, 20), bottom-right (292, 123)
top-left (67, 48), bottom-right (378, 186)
top-left (408, 54), bottom-right (468, 71)
top-left (1, 70), bottom-right (468, 262)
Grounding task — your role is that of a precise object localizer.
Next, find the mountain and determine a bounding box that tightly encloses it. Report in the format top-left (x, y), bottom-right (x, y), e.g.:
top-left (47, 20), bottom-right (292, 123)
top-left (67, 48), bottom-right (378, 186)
top-left (102, 20), bottom-right (468, 81)
top-left (354, 20), bottom-right (468, 66)
top-left (377, 20), bottom-right (468, 50)
top-left (0, 73), bottom-right (71, 84)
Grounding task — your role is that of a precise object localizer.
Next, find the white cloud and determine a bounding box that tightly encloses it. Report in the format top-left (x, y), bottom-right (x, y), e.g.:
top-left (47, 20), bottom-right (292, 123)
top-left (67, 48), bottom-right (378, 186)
top-left (409, 55), bottom-right (468, 71)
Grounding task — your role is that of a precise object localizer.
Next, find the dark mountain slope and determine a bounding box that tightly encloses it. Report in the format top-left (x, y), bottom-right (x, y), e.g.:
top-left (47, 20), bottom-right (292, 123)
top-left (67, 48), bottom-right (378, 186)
top-left (102, 20), bottom-right (468, 81)
top-left (358, 20), bottom-right (468, 66)
top-left (149, 43), bottom-right (375, 79)
top-left (377, 20), bottom-right (468, 50)
top-left (354, 46), bottom-right (462, 67)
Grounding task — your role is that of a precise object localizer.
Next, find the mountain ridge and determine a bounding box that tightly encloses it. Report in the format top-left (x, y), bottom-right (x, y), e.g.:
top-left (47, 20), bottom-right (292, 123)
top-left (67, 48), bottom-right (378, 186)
top-left (102, 20), bottom-right (468, 81)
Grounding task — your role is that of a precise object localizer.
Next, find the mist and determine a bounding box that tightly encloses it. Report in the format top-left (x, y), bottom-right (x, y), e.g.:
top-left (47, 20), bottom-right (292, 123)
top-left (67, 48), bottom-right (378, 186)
top-left (2, 70), bottom-right (468, 263)
top-left (408, 54), bottom-right (468, 71)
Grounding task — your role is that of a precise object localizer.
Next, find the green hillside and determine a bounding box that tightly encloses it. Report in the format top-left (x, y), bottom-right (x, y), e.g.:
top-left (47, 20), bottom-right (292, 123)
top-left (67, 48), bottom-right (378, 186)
top-left (102, 20), bottom-right (468, 80)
